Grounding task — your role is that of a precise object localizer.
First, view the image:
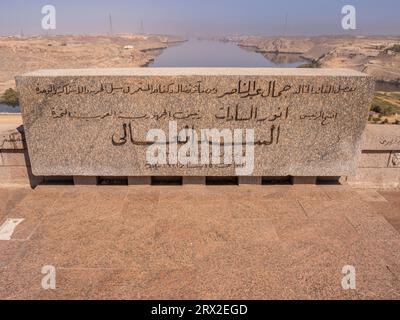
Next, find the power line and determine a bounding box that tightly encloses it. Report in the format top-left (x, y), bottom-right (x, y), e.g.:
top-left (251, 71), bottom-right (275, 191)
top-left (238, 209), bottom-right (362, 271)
top-left (108, 13), bottom-right (113, 35)
top-left (140, 19), bottom-right (144, 34)
top-left (284, 12), bottom-right (288, 36)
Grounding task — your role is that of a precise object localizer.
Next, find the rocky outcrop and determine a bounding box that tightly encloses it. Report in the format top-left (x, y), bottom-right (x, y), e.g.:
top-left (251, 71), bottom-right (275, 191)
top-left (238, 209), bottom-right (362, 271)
top-left (224, 35), bottom-right (400, 85)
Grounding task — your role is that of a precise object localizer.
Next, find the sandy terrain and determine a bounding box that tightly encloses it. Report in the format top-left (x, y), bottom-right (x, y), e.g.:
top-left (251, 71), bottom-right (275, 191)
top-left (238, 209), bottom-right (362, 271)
top-left (0, 34), bottom-right (185, 95)
top-left (221, 35), bottom-right (400, 85)
top-left (0, 114), bottom-right (22, 132)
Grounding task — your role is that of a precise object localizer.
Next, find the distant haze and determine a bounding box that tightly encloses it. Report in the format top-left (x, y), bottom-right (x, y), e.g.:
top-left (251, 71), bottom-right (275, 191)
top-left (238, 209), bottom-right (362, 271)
top-left (1, 0), bottom-right (399, 36)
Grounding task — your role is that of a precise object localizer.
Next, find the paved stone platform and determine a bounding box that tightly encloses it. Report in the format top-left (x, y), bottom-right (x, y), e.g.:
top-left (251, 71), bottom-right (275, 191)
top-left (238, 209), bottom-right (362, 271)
top-left (0, 184), bottom-right (399, 299)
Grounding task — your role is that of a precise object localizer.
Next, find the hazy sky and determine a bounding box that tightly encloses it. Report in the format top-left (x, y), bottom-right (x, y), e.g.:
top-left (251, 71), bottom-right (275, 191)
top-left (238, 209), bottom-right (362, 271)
top-left (0, 0), bottom-right (399, 36)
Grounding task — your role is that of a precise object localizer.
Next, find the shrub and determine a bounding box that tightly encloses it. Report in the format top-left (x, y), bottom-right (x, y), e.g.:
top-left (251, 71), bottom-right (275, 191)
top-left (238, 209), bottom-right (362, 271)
top-left (388, 44), bottom-right (400, 53)
top-left (371, 97), bottom-right (398, 116)
top-left (297, 61), bottom-right (321, 68)
top-left (0, 88), bottom-right (19, 107)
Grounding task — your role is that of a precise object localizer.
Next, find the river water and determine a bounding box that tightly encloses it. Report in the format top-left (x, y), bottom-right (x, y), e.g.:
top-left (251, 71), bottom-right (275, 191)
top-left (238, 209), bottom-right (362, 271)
top-left (0, 103), bottom-right (20, 113)
top-left (149, 38), bottom-right (306, 68)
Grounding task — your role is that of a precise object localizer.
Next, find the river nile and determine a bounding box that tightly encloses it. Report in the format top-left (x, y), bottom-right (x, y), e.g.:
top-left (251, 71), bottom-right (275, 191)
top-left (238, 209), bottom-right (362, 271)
top-left (149, 38), bottom-right (306, 68)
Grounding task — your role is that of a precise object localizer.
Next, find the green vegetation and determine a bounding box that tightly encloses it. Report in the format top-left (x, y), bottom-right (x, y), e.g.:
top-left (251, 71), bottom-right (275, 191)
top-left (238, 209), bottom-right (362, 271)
top-left (297, 60), bottom-right (321, 68)
top-left (0, 88), bottom-right (19, 107)
top-left (371, 100), bottom-right (397, 116)
top-left (369, 92), bottom-right (400, 124)
top-left (371, 92), bottom-right (400, 116)
top-left (388, 44), bottom-right (400, 53)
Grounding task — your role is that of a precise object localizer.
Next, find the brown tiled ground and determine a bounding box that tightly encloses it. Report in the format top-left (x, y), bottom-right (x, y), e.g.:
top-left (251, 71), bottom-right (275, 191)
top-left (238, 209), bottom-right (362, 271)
top-left (0, 184), bottom-right (399, 300)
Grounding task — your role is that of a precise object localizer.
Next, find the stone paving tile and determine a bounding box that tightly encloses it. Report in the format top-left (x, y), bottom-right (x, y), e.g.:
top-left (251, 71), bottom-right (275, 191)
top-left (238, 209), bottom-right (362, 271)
top-left (13, 186), bottom-right (63, 214)
top-left (0, 241), bottom-right (25, 268)
top-left (31, 214), bottom-right (157, 242)
top-left (377, 190), bottom-right (400, 204)
top-left (278, 240), bottom-right (343, 271)
top-left (366, 201), bottom-right (400, 233)
top-left (221, 219), bottom-right (279, 242)
top-left (299, 199), bottom-right (377, 218)
top-left (242, 185), bottom-right (294, 201)
top-left (30, 187), bottom-right (133, 242)
top-left (122, 188), bottom-right (160, 218)
top-left (192, 241), bottom-right (303, 300)
top-left (121, 199), bottom-right (160, 220)
top-left (291, 186), bottom-right (331, 201)
top-left (89, 186), bottom-right (130, 216)
top-left (91, 267), bottom-right (199, 300)
top-left (229, 198), bottom-right (306, 220)
top-left (368, 201), bottom-right (400, 217)
top-left (48, 187), bottom-right (104, 216)
top-left (8, 239), bottom-right (154, 270)
top-left (193, 266), bottom-right (306, 300)
top-left (0, 187), bottom-right (31, 220)
top-left (318, 185), bottom-right (362, 201)
top-left (308, 215), bottom-right (360, 243)
top-left (354, 189), bottom-right (388, 202)
top-left (156, 199), bottom-right (230, 220)
top-left (360, 240), bottom-right (400, 277)
top-left (274, 218), bottom-right (322, 242)
top-left (155, 218), bottom-right (229, 244)
top-left (0, 268), bottom-right (44, 299)
top-left (158, 185), bottom-right (225, 203)
top-left (0, 268), bottom-right (115, 300)
top-left (346, 213), bottom-right (400, 242)
top-left (227, 185), bottom-right (330, 201)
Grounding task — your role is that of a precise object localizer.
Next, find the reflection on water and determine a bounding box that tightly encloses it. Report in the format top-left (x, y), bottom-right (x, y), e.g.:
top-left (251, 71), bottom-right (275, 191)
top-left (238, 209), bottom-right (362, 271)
top-left (150, 39), bottom-right (306, 68)
top-left (375, 81), bottom-right (400, 92)
top-left (262, 53), bottom-right (306, 65)
top-left (0, 104), bottom-right (20, 113)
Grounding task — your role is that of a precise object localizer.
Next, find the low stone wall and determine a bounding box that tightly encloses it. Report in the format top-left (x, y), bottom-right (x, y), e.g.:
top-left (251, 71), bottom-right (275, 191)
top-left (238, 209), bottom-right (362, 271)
top-left (346, 125), bottom-right (400, 188)
top-left (1, 124), bottom-right (399, 188)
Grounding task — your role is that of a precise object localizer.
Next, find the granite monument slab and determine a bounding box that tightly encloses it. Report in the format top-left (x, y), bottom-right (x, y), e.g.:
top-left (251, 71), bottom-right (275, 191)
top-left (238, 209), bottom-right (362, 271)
top-left (16, 68), bottom-right (374, 177)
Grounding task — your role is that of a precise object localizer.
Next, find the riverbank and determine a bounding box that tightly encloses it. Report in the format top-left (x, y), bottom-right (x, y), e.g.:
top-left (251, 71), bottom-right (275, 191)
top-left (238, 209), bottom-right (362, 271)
top-left (219, 35), bottom-right (400, 86)
top-left (0, 34), bottom-right (186, 95)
